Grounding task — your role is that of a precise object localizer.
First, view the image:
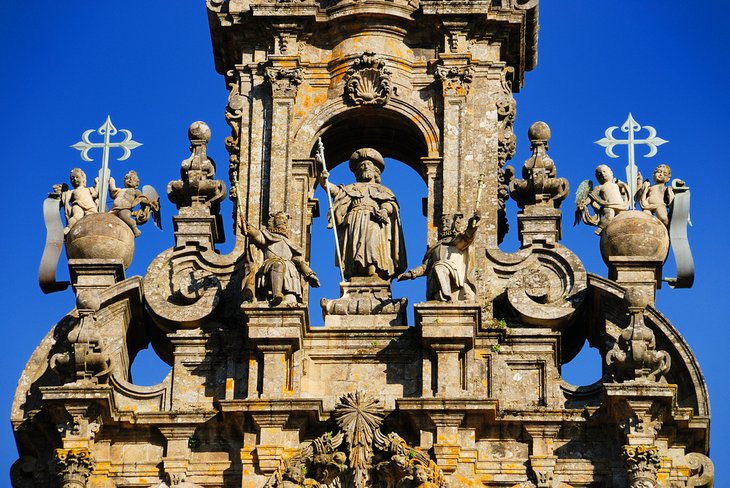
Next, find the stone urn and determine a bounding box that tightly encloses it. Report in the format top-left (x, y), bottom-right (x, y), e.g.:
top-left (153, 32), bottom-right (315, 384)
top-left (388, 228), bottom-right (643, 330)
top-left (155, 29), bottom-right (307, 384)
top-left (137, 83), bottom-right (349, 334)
top-left (600, 210), bottom-right (669, 264)
top-left (65, 213), bottom-right (135, 268)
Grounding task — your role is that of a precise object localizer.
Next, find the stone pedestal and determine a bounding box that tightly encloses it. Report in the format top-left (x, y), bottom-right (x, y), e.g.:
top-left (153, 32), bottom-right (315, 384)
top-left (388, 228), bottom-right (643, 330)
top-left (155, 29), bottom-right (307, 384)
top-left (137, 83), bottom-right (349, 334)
top-left (518, 206), bottom-right (562, 247)
top-left (173, 214), bottom-right (222, 250)
top-left (416, 303), bottom-right (478, 396)
top-left (243, 305), bottom-right (306, 397)
top-left (608, 256), bottom-right (664, 307)
top-left (69, 259), bottom-right (125, 295)
top-left (321, 280), bottom-right (407, 327)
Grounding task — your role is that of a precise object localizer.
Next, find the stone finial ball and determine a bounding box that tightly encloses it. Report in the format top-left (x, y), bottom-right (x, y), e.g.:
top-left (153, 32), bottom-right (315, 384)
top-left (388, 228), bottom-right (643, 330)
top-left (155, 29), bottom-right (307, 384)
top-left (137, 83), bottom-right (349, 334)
top-left (599, 210), bottom-right (670, 265)
top-left (65, 213), bottom-right (135, 269)
top-left (188, 121), bottom-right (211, 143)
top-left (528, 121), bottom-right (551, 144)
top-left (76, 290), bottom-right (101, 312)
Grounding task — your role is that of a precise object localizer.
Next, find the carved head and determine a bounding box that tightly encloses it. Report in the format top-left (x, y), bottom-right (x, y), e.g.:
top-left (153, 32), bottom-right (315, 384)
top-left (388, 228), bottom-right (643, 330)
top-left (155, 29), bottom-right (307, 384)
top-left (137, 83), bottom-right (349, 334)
top-left (652, 164), bottom-right (671, 184)
top-left (350, 148), bottom-right (385, 182)
top-left (69, 168), bottom-right (87, 188)
top-left (268, 211), bottom-right (290, 235)
top-left (439, 213), bottom-right (464, 239)
top-left (595, 164), bottom-right (614, 184)
top-left (123, 170), bottom-right (140, 189)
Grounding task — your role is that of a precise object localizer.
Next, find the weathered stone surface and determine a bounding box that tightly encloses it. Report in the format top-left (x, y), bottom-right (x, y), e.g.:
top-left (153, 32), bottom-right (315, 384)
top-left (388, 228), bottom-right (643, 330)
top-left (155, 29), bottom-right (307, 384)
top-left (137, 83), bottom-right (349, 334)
top-left (14, 2), bottom-right (713, 487)
top-left (65, 213), bottom-right (135, 268)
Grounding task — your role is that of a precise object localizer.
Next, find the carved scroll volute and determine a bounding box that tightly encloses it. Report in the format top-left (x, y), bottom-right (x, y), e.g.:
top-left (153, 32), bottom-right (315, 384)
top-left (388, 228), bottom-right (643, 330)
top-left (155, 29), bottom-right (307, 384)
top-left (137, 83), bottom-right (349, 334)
top-left (344, 52), bottom-right (392, 106)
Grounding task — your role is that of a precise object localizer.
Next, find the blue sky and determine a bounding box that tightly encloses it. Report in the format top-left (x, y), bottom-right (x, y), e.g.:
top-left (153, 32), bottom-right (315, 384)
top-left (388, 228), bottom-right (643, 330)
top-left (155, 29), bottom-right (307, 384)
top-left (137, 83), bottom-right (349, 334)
top-left (1, 1), bottom-right (728, 483)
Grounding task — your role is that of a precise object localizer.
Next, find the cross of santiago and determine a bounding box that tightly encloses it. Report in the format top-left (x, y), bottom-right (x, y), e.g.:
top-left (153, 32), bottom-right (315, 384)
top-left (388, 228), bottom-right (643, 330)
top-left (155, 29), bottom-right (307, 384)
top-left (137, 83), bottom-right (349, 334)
top-left (595, 113), bottom-right (668, 210)
top-left (71, 116), bottom-right (142, 212)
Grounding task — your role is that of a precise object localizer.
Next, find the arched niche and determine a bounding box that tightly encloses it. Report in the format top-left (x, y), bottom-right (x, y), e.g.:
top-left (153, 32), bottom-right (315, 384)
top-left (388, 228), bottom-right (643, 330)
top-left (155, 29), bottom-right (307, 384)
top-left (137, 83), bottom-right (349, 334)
top-left (293, 98), bottom-right (440, 182)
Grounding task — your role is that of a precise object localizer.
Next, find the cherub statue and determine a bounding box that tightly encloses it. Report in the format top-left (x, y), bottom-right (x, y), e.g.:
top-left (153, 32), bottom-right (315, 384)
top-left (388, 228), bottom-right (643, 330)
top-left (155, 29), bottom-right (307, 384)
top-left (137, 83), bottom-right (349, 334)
top-left (108, 170), bottom-right (161, 237)
top-left (61, 168), bottom-right (98, 234)
top-left (636, 164), bottom-right (679, 227)
top-left (242, 211), bottom-right (320, 306)
top-left (413, 465), bottom-right (439, 488)
top-left (574, 164), bottom-right (630, 234)
top-left (398, 211), bottom-right (480, 302)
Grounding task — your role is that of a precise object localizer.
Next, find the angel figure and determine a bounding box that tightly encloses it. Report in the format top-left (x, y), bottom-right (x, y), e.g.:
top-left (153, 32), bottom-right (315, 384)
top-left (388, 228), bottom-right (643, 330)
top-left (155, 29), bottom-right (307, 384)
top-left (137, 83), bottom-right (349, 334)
top-left (61, 168), bottom-right (98, 234)
top-left (574, 164), bottom-right (630, 234)
top-left (636, 164), bottom-right (680, 227)
top-left (109, 170), bottom-right (161, 237)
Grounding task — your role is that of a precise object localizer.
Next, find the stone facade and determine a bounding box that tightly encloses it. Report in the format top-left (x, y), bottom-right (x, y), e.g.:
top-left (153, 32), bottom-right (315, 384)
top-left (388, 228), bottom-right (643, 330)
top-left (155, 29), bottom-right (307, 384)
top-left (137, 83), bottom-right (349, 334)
top-left (12, 2), bottom-right (713, 487)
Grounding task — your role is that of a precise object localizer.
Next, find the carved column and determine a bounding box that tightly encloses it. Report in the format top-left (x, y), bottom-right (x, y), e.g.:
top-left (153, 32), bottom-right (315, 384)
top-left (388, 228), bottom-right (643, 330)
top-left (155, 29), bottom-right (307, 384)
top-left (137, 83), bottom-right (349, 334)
top-left (251, 412), bottom-right (293, 475)
top-left (264, 60), bottom-right (303, 220)
top-left (435, 59), bottom-right (473, 214)
top-left (524, 423), bottom-right (561, 488)
top-left (422, 156), bottom-right (443, 245)
top-left (159, 424), bottom-right (198, 486)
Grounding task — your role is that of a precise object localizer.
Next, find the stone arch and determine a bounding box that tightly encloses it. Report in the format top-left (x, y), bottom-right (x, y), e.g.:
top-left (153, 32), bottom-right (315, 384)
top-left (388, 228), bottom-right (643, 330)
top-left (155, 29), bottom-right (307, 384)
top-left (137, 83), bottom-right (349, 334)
top-left (292, 97), bottom-right (440, 181)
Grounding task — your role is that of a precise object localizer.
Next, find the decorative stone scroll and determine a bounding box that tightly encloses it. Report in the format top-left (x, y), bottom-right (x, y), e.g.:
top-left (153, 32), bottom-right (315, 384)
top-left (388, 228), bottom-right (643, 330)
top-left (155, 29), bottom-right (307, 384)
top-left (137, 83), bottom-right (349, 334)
top-left (344, 52), bottom-right (392, 106)
top-left (224, 69), bottom-right (245, 189)
top-left (435, 65), bottom-right (474, 97)
top-left (265, 67), bottom-right (304, 98)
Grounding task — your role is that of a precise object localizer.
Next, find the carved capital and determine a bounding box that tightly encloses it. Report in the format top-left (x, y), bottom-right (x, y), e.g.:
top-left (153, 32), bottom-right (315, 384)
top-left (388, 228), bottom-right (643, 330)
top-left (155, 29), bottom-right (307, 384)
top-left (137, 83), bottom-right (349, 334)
top-left (55, 448), bottom-right (94, 488)
top-left (623, 445), bottom-right (660, 488)
top-left (344, 52), bottom-right (392, 106)
top-left (435, 65), bottom-right (473, 97)
top-left (265, 67), bottom-right (303, 98)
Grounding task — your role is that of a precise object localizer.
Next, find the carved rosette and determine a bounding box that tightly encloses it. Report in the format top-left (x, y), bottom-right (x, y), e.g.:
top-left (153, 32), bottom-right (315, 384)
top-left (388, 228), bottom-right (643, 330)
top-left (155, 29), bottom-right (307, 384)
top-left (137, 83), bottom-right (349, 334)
top-left (265, 67), bottom-right (303, 98)
top-left (496, 67), bottom-right (517, 242)
top-left (435, 65), bottom-right (474, 97)
top-left (623, 445), bottom-right (661, 488)
top-left (344, 52), bottom-right (392, 106)
top-left (55, 448), bottom-right (94, 488)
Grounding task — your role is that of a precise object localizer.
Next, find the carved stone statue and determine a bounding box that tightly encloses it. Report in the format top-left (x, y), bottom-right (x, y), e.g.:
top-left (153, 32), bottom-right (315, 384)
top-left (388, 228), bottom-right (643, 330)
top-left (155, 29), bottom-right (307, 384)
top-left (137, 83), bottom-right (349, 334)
top-left (636, 164), bottom-right (678, 227)
top-left (398, 211), bottom-right (481, 302)
top-left (109, 170), bottom-right (161, 237)
top-left (61, 168), bottom-right (98, 234)
top-left (319, 148), bottom-right (407, 281)
top-left (574, 164), bottom-right (630, 234)
top-left (243, 211), bottom-right (320, 305)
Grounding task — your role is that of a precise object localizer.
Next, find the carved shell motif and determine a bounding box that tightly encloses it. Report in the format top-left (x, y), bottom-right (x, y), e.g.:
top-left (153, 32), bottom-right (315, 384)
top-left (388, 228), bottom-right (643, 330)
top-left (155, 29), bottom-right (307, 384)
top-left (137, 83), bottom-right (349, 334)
top-left (344, 52), bottom-right (392, 106)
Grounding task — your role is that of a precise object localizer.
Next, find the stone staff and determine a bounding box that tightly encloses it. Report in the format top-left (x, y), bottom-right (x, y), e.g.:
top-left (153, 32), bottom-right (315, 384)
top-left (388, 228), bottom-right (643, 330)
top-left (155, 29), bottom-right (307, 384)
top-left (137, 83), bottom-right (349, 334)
top-left (316, 138), bottom-right (346, 283)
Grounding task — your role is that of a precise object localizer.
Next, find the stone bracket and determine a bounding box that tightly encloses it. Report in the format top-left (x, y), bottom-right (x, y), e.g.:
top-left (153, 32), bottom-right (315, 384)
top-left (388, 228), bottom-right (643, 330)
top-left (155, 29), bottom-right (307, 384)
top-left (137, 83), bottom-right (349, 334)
top-left (244, 305), bottom-right (307, 398)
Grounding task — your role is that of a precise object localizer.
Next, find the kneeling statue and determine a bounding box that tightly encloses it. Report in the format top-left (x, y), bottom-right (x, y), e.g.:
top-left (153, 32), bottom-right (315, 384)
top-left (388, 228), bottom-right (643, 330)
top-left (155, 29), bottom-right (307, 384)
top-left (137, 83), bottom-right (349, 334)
top-left (243, 211), bottom-right (320, 305)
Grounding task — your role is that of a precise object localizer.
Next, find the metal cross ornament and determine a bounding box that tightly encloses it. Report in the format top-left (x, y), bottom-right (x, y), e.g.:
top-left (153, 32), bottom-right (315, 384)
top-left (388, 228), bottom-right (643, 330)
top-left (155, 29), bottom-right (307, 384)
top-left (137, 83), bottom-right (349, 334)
top-left (595, 113), bottom-right (667, 210)
top-left (71, 116), bottom-right (142, 212)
